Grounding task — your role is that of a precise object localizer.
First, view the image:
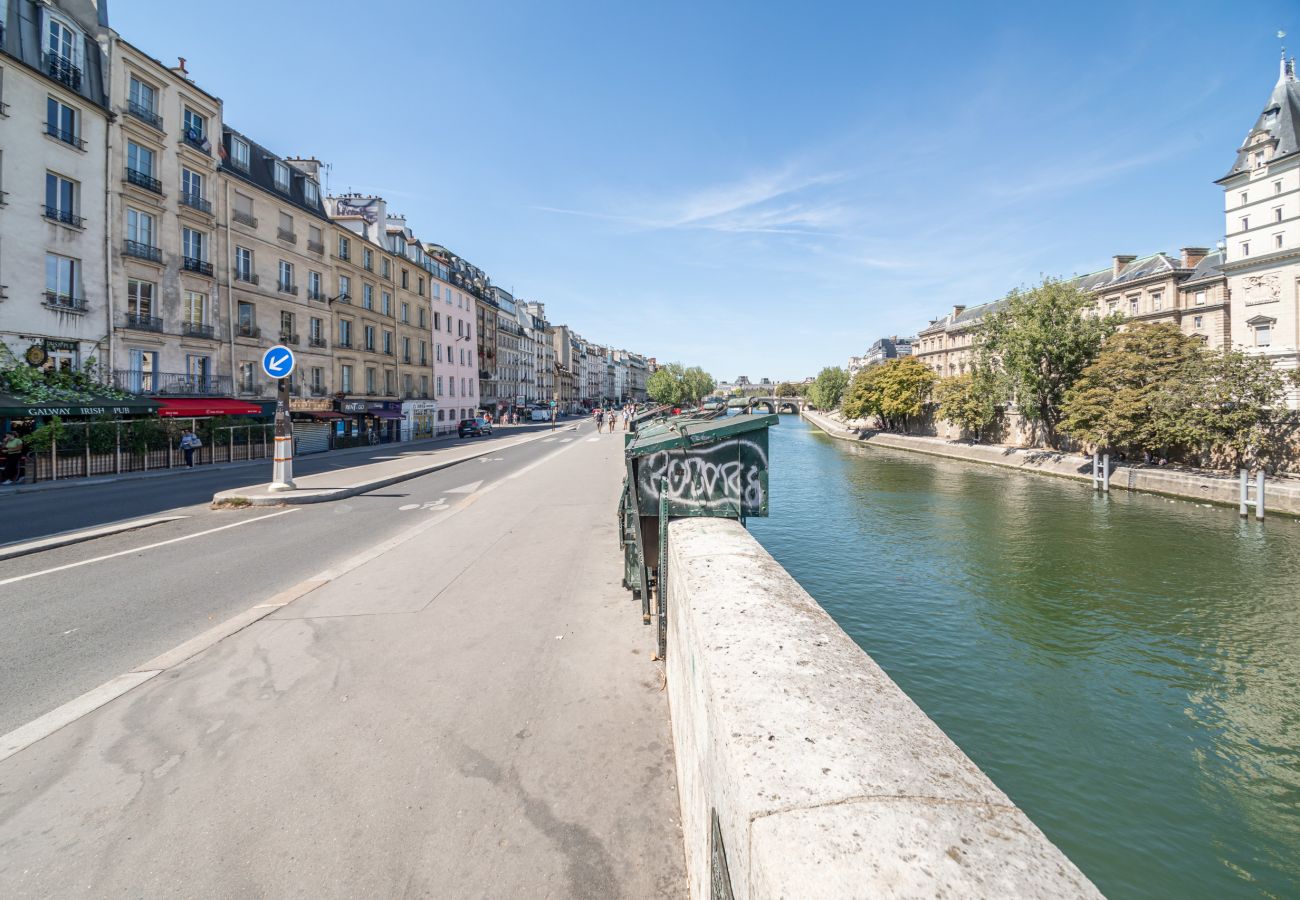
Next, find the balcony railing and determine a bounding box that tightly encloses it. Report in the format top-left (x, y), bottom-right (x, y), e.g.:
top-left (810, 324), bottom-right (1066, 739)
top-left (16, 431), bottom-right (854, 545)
top-left (125, 167), bottom-right (162, 193)
top-left (46, 124), bottom-right (86, 150)
top-left (234, 269), bottom-right (258, 284)
top-left (337, 249), bottom-right (350, 261)
top-left (403, 355), bottom-right (412, 364)
top-left (232, 209), bottom-right (257, 228)
top-left (308, 336), bottom-right (328, 348)
top-left (113, 370), bottom-right (231, 396)
top-left (44, 206), bottom-right (84, 228)
top-left (277, 228), bottom-right (296, 243)
top-left (310, 384), bottom-right (328, 397)
top-left (181, 322), bottom-right (216, 339)
top-left (124, 239), bottom-right (162, 262)
top-left (43, 291), bottom-right (87, 312)
top-left (183, 257), bottom-right (213, 276)
top-left (127, 100), bottom-right (163, 130)
top-left (182, 129), bottom-right (209, 154)
top-left (307, 239), bottom-right (325, 254)
top-left (180, 191), bottom-right (212, 214)
top-left (279, 332), bottom-right (299, 345)
top-left (338, 339), bottom-right (353, 349)
top-left (43, 52), bottom-right (82, 90)
top-left (306, 288), bottom-right (324, 301)
top-left (237, 380), bottom-right (260, 395)
top-left (122, 312), bottom-right (164, 332)
top-left (237, 323), bottom-right (260, 339)
top-left (277, 281), bottom-right (298, 295)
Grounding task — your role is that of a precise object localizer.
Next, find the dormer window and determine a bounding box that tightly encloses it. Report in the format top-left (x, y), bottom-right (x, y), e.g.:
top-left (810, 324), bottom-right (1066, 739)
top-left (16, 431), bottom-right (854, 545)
top-left (231, 137), bottom-right (250, 170)
top-left (273, 161), bottom-right (290, 193)
top-left (304, 180), bottom-right (319, 204)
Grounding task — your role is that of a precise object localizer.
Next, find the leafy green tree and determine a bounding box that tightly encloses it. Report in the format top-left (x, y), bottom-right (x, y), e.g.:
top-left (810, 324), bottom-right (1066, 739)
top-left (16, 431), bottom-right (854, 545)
top-left (646, 363), bottom-right (686, 405)
top-left (807, 366), bottom-right (849, 410)
top-left (682, 366), bottom-right (716, 403)
top-left (775, 381), bottom-right (798, 398)
top-left (1183, 350), bottom-right (1298, 469)
top-left (934, 371), bottom-right (999, 441)
top-left (976, 278), bottom-right (1118, 448)
top-left (875, 357), bottom-right (936, 432)
top-left (842, 366), bottom-right (884, 422)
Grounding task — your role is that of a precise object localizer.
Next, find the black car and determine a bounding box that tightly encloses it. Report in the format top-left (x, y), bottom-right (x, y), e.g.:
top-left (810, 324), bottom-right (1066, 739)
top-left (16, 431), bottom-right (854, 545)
top-left (458, 417), bottom-right (493, 438)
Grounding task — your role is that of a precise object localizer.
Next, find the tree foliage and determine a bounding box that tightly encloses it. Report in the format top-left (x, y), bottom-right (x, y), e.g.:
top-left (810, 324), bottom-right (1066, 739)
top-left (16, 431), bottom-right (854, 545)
top-left (806, 366), bottom-right (849, 410)
top-left (842, 357), bottom-right (936, 432)
top-left (976, 278), bottom-right (1118, 448)
top-left (646, 363), bottom-right (716, 406)
top-left (934, 372), bottom-right (999, 441)
top-left (1061, 323), bottom-right (1299, 467)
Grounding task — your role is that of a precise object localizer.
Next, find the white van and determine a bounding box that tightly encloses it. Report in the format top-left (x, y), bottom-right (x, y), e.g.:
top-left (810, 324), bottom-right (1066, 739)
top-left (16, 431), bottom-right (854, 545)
top-left (530, 407), bottom-right (551, 422)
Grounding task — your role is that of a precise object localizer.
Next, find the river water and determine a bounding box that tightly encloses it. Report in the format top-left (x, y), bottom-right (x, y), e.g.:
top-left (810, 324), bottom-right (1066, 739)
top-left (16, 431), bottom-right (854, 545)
top-left (745, 415), bottom-right (1300, 899)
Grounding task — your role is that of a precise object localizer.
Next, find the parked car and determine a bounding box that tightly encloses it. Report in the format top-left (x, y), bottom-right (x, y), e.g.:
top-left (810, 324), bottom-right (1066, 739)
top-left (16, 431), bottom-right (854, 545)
top-left (530, 407), bottom-right (551, 422)
top-left (458, 417), bottom-right (493, 438)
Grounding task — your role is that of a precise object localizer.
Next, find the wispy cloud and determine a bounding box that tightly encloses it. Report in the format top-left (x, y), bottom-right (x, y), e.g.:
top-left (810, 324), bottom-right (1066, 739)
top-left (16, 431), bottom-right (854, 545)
top-left (534, 165), bottom-right (853, 236)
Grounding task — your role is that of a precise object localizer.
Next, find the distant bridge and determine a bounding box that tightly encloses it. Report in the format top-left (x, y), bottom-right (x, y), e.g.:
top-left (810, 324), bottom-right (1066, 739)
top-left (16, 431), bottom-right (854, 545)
top-left (727, 396), bottom-right (805, 414)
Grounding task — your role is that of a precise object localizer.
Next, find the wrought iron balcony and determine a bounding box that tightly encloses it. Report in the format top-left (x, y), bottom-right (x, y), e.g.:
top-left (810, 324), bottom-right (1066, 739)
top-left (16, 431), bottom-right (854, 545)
top-left (125, 167), bottom-right (162, 193)
top-left (183, 257), bottom-right (213, 276)
top-left (180, 191), bottom-right (212, 214)
top-left (338, 339), bottom-right (353, 349)
top-left (124, 239), bottom-right (162, 262)
top-left (182, 129), bottom-right (209, 154)
top-left (279, 332), bottom-right (299, 345)
top-left (307, 239), bottom-right (325, 254)
top-left (308, 336), bottom-right (328, 349)
top-left (234, 269), bottom-right (258, 284)
top-left (43, 53), bottom-right (82, 90)
top-left (44, 206), bottom-right (84, 227)
top-left (237, 323), bottom-right (260, 338)
top-left (181, 322), bottom-right (216, 339)
top-left (337, 249), bottom-right (351, 261)
top-left (306, 288), bottom-right (324, 301)
top-left (237, 379), bottom-right (260, 395)
top-left (127, 100), bottom-right (163, 130)
top-left (277, 228), bottom-right (296, 243)
top-left (278, 281), bottom-right (298, 295)
top-left (46, 123), bottom-right (86, 149)
top-left (43, 291), bottom-right (87, 312)
top-left (232, 209), bottom-right (257, 228)
top-left (122, 312), bottom-right (164, 332)
top-left (113, 370), bottom-right (231, 396)
top-left (309, 384), bottom-right (328, 397)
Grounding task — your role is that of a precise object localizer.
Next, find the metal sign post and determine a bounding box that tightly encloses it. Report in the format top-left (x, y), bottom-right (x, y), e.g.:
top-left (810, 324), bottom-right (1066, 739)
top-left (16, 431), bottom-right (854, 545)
top-left (261, 345), bottom-right (297, 492)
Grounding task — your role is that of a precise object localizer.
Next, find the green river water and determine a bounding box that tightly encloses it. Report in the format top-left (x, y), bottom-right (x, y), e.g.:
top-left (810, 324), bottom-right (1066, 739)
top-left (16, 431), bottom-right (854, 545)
top-left (745, 416), bottom-right (1300, 899)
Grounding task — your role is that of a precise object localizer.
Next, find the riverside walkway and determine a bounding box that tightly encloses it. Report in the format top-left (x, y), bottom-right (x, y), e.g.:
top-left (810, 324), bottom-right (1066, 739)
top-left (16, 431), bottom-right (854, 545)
top-left (0, 423), bottom-right (686, 897)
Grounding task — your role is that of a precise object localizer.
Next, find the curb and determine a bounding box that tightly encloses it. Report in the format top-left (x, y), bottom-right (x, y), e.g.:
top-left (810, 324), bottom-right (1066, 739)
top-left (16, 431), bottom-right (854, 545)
top-left (0, 515), bottom-right (187, 562)
top-left (213, 426), bottom-right (577, 506)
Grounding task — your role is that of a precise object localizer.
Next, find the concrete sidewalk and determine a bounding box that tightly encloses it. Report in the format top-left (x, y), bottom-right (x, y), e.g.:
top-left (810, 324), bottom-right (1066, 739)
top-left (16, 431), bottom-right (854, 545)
top-left (0, 424), bottom-right (685, 897)
top-left (213, 424), bottom-right (574, 505)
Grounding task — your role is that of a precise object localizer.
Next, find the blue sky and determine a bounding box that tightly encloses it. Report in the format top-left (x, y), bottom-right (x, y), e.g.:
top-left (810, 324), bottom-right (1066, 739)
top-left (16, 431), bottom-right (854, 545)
top-left (116, 0), bottom-right (1295, 381)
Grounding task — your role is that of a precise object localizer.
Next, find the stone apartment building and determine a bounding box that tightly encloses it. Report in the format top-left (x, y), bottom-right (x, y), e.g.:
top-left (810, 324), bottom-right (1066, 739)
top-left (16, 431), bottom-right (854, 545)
top-left (216, 129), bottom-right (332, 411)
top-left (381, 216), bottom-right (435, 437)
top-left (522, 301), bottom-right (554, 404)
top-left (0, 0), bottom-right (112, 373)
top-left (551, 323), bottom-right (579, 412)
top-left (423, 245), bottom-right (480, 428)
top-left (1218, 54), bottom-right (1300, 402)
top-left (106, 44), bottom-right (235, 405)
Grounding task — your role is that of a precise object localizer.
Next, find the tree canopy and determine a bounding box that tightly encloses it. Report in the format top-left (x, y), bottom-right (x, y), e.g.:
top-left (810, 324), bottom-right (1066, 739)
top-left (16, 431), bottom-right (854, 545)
top-left (842, 357), bottom-right (936, 431)
top-left (933, 371), bottom-right (999, 441)
top-left (976, 278), bottom-right (1118, 448)
top-left (806, 366), bottom-right (849, 410)
top-left (646, 363), bottom-right (716, 406)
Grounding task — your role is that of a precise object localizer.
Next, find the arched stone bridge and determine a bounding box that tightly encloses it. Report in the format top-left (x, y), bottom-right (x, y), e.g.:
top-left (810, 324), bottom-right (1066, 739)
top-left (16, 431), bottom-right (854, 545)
top-left (743, 396), bottom-right (806, 415)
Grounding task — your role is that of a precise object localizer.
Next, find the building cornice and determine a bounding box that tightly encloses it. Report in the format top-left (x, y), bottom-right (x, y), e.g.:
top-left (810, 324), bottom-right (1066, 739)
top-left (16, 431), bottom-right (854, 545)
top-left (1219, 246), bottom-right (1300, 273)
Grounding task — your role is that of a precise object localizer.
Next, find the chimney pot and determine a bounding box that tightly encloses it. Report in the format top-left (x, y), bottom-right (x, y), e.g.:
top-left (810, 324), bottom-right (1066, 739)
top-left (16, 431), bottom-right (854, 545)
top-left (1112, 254), bottom-right (1137, 276)
top-left (1180, 247), bottom-right (1210, 269)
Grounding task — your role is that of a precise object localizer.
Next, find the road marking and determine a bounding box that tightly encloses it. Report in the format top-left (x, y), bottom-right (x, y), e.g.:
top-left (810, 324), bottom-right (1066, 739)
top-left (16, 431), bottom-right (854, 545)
top-left (0, 515), bottom-right (189, 562)
top-left (506, 435), bottom-right (586, 481)
top-left (398, 503), bottom-right (420, 511)
top-left (586, 437), bottom-right (600, 443)
top-left (445, 480), bottom-right (482, 494)
top-left (560, 438), bottom-right (574, 443)
top-left (0, 671), bottom-right (159, 764)
top-left (0, 510), bottom-right (297, 587)
top-left (541, 438), bottom-right (557, 443)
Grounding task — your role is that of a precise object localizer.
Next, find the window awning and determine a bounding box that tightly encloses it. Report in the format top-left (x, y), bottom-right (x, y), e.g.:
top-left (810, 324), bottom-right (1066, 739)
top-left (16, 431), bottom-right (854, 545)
top-left (293, 410), bottom-right (345, 419)
top-left (0, 392), bottom-right (159, 418)
top-left (370, 409), bottom-right (404, 420)
top-left (155, 398), bottom-right (265, 417)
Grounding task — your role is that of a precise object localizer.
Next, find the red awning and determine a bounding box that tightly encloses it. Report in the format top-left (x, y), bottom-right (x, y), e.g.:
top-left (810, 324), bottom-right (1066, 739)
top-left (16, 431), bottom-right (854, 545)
top-left (156, 398), bottom-right (265, 417)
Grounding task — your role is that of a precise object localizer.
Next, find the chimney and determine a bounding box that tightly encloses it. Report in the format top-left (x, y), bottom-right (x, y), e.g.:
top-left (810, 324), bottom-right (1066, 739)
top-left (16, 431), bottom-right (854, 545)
top-left (1180, 247), bottom-right (1209, 269)
top-left (171, 57), bottom-right (189, 80)
top-left (1112, 254), bottom-right (1136, 276)
top-left (951, 305), bottom-right (966, 319)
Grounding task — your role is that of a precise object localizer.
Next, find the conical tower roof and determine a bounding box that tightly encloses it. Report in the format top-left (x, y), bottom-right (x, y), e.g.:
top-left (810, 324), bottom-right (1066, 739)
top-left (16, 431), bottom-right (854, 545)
top-left (1219, 55), bottom-right (1300, 181)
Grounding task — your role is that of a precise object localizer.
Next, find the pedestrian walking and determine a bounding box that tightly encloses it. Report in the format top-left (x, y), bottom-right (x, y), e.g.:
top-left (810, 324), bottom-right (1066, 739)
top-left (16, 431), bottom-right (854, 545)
top-left (595, 409), bottom-right (604, 433)
top-left (179, 429), bottom-right (202, 468)
top-left (2, 430), bottom-right (25, 485)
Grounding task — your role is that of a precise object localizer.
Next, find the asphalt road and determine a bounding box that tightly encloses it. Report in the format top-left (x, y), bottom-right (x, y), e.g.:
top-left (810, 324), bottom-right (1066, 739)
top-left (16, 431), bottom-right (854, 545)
top-left (0, 421), bottom-right (609, 736)
top-left (0, 421), bottom-right (566, 545)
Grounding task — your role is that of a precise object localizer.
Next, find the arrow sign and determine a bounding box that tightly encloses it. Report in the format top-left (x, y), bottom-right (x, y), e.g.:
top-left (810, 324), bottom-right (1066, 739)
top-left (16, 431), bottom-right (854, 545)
top-left (261, 345), bottom-right (296, 380)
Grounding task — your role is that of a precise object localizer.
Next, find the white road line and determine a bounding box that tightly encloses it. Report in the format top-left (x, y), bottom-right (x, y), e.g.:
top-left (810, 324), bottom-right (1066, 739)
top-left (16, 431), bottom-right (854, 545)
top-left (0, 515), bottom-right (189, 562)
top-left (586, 437), bottom-right (600, 443)
top-left (506, 436), bottom-right (586, 481)
top-left (541, 438), bottom-right (557, 443)
top-left (0, 671), bottom-right (159, 763)
top-left (0, 509), bottom-right (298, 587)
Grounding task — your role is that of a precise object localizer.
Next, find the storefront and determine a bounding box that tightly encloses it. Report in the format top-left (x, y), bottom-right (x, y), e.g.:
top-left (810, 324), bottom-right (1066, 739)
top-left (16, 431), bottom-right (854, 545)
top-left (368, 401), bottom-right (403, 443)
top-left (289, 398), bottom-right (342, 455)
top-left (402, 400), bottom-right (436, 441)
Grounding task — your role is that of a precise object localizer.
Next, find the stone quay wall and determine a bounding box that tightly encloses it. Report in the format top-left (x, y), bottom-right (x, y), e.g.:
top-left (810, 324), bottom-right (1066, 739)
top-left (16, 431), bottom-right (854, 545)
top-left (803, 409), bottom-right (1300, 518)
top-left (664, 516), bottom-right (1100, 899)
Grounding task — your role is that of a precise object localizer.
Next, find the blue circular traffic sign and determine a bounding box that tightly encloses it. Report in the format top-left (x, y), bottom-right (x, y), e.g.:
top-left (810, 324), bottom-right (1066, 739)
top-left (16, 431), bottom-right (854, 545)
top-left (261, 345), bottom-right (296, 380)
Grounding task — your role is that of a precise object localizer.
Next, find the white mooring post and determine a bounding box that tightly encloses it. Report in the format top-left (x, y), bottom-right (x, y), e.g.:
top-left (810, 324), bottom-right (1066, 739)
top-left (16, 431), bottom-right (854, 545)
top-left (1240, 469), bottom-right (1266, 520)
top-left (1092, 451), bottom-right (1110, 492)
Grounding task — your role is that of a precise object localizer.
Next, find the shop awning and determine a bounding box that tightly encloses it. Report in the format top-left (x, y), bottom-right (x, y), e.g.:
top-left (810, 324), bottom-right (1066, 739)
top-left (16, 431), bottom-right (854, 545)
top-left (155, 398), bottom-right (265, 417)
top-left (0, 391), bottom-right (159, 418)
top-left (294, 410), bottom-right (345, 419)
top-left (371, 410), bottom-right (404, 420)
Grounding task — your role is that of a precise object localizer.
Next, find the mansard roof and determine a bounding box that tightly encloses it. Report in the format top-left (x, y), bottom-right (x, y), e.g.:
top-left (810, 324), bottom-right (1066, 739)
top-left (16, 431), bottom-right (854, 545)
top-left (219, 126), bottom-right (330, 222)
top-left (1220, 58), bottom-right (1300, 181)
top-left (1182, 250), bottom-right (1226, 286)
top-left (1073, 253), bottom-right (1183, 293)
